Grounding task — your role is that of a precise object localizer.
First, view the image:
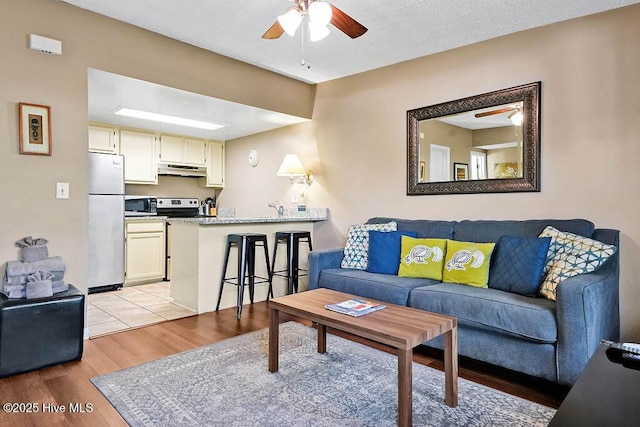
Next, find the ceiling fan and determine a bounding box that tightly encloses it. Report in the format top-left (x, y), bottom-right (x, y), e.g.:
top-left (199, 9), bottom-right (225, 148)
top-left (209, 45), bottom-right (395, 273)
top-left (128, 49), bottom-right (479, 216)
top-left (262, 0), bottom-right (368, 41)
top-left (475, 104), bottom-right (523, 125)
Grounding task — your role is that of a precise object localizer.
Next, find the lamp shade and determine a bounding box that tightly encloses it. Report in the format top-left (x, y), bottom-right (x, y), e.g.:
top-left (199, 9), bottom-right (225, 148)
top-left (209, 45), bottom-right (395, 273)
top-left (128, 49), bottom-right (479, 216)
top-left (309, 21), bottom-right (330, 42)
top-left (308, 1), bottom-right (332, 26)
top-left (510, 110), bottom-right (523, 126)
top-left (277, 154), bottom-right (306, 176)
top-left (277, 8), bottom-right (303, 37)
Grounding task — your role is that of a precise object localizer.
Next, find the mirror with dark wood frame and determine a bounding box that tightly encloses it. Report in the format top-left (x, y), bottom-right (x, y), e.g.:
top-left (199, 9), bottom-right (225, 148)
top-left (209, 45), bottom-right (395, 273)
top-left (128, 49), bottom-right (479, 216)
top-left (407, 82), bottom-right (541, 195)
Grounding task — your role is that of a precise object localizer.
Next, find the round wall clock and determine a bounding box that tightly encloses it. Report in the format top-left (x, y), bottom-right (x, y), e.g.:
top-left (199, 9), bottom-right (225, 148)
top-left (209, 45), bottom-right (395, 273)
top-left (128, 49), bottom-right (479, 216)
top-left (247, 150), bottom-right (260, 167)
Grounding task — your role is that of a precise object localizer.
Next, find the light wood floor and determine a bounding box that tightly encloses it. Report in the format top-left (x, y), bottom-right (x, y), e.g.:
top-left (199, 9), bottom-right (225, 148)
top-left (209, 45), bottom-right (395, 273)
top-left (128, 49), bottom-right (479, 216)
top-left (0, 302), bottom-right (568, 426)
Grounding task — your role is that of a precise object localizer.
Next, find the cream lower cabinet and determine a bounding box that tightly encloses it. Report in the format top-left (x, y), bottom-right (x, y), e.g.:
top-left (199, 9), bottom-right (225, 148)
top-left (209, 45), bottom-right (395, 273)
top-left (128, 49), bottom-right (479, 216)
top-left (125, 220), bottom-right (165, 284)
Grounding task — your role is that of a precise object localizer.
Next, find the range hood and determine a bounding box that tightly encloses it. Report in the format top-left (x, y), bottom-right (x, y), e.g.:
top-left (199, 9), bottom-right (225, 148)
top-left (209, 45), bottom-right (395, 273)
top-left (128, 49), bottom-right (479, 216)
top-left (157, 163), bottom-right (207, 177)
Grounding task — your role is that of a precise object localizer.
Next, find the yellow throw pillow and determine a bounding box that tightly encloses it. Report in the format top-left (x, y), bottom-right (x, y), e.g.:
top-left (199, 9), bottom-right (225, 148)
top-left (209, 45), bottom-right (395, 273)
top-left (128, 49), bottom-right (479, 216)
top-left (398, 236), bottom-right (447, 280)
top-left (442, 240), bottom-right (496, 288)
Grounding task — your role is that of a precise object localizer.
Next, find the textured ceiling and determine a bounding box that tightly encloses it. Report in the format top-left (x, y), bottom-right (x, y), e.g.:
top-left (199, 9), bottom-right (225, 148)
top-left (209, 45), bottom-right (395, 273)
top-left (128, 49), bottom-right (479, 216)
top-left (61, 0), bottom-right (640, 84)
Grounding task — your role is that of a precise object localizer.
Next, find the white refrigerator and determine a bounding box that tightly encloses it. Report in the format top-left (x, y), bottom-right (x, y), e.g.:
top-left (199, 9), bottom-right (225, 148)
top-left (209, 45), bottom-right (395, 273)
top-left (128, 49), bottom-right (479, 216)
top-left (88, 152), bottom-right (125, 293)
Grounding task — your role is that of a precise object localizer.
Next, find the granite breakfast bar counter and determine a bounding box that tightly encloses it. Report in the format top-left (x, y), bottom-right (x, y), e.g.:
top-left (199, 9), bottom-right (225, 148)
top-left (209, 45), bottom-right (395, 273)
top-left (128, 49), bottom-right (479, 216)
top-left (168, 210), bottom-right (328, 314)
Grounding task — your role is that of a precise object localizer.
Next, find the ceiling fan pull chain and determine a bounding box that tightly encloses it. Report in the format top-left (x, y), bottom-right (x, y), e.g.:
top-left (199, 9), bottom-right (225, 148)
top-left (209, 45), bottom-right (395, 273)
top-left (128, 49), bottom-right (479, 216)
top-left (300, 20), bottom-right (306, 66)
top-left (306, 17), bottom-right (311, 68)
top-left (300, 16), bottom-right (311, 68)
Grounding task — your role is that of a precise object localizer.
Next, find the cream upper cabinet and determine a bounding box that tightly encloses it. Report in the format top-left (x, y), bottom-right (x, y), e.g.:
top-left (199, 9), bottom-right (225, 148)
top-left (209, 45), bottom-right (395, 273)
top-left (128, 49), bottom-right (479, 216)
top-left (184, 138), bottom-right (207, 166)
top-left (159, 134), bottom-right (184, 164)
top-left (159, 135), bottom-right (207, 167)
top-left (119, 130), bottom-right (158, 185)
top-left (125, 220), bottom-right (165, 283)
top-left (88, 125), bottom-right (118, 154)
top-left (201, 140), bottom-right (225, 188)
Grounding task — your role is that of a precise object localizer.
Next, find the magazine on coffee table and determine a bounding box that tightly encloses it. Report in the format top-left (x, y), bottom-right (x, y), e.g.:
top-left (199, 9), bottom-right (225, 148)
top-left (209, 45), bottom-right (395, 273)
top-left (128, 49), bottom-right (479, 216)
top-left (325, 298), bottom-right (385, 317)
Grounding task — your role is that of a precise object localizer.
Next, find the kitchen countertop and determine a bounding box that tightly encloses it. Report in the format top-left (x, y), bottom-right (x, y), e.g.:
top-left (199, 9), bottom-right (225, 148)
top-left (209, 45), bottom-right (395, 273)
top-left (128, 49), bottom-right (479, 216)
top-left (168, 208), bottom-right (328, 225)
top-left (125, 215), bottom-right (168, 221)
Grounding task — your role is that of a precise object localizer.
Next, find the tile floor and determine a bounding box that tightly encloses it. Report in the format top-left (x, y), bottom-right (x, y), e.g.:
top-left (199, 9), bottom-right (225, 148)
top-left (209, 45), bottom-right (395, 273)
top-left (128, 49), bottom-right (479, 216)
top-left (87, 281), bottom-right (195, 338)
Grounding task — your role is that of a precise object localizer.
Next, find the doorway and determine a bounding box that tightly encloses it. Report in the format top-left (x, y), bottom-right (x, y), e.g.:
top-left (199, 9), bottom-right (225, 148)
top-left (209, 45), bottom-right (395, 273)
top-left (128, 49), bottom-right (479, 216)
top-left (470, 151), bottom-right (487, 180)
top-left (430, 144), bottom-right (451, 182)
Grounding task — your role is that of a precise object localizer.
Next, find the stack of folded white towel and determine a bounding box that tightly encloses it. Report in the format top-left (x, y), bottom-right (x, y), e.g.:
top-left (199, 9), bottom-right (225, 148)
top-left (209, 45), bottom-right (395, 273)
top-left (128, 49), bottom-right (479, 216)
top-left (1, 237), bottom-right (68, 299)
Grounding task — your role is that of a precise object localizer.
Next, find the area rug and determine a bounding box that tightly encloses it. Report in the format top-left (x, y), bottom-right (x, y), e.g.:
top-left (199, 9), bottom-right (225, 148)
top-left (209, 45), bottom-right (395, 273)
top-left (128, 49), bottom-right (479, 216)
top-left (91, 322), bottom-right (555, 426)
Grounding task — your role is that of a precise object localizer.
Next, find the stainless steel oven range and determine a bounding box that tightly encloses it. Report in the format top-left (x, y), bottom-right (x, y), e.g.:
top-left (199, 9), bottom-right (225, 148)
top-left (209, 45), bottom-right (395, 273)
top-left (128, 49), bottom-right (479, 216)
top-left (156, 197), bottom-right (200, 281)
top-left (156, 197), bottom-right (200, 217)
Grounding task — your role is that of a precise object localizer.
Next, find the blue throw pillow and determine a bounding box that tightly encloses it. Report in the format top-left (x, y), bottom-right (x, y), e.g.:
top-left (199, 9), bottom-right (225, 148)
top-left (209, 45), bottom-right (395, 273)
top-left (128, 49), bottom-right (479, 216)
top-left (367, 230), bottom-right (418, 275)
top-left (488, 236), bottom-right (552, 297)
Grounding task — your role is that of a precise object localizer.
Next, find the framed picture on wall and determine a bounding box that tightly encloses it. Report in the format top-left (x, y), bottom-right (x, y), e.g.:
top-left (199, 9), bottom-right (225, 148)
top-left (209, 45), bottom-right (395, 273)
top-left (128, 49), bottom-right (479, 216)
top-left (19, 102), bottom-right (52, 156)
top-left (454, 163), bottom-right (468, 181)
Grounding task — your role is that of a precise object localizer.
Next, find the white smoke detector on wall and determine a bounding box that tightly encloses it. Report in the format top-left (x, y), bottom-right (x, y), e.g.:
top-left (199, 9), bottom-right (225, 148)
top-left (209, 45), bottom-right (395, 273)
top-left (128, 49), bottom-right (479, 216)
top-left (247, 150), bottom-right (260, 167)
top-left (29, 34), bottom-right (62, 55)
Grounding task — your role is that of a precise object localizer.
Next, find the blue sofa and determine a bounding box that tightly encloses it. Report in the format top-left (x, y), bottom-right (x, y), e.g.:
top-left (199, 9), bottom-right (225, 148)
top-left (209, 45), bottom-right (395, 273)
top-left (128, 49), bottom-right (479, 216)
top-left (308, 218), bottom-right (620, 386)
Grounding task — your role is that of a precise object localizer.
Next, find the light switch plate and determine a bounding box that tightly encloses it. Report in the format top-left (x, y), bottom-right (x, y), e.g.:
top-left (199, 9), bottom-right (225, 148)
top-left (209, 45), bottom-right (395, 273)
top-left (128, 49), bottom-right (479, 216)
top-left (56, 182), bottom-right (69, 199)
top-left (290, 194), bottom-right (299, 203)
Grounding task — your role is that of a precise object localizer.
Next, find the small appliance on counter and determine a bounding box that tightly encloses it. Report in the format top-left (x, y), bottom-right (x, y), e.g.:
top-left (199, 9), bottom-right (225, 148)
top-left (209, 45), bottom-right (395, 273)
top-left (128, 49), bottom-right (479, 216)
top-left (124, 195), bottom-right (157, 216)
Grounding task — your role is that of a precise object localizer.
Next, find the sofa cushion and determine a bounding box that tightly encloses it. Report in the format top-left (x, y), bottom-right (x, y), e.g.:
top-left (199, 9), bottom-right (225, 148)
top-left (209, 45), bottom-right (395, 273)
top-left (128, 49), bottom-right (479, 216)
top-left (398, 236), bottom-right (447, 280)
top-left (318, 268), bottom-right (439, 306)
top-left (367, 230), bottom-right (417, 275)
top-left (442, 240), bottom-right (496, 287)
top-left (488, 236), bottom-right (552, 297)
top-left (409, 283), bottom-right (558, 343)
top-left (341, 221), bottom-right (397, 270)
top-left (539, 226), bottom-right (617, 301)
top-left (453, 219), bottom-right (595, 243)
top-left (366, 217), bottom-right (455, 239)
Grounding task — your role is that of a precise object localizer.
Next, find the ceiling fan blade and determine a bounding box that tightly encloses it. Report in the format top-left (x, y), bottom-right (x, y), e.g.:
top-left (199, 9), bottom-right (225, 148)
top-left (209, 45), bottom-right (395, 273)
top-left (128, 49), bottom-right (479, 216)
top-left (262, 20), bottom-right (285, 39)
top-left (330, 4), bottom-right (368, 39)
top-left (474, 107), bottom-right (515, 118)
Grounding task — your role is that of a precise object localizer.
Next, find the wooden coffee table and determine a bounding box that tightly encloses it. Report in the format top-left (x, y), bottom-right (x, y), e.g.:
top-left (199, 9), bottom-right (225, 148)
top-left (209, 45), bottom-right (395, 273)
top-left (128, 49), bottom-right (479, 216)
top-left (268, 288), bottom-right (458, 427)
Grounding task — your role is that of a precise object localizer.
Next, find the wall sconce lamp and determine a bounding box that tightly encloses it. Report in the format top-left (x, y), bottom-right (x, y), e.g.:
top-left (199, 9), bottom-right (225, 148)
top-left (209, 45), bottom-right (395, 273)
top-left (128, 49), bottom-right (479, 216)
top-left (276, 154), bottom-right (313, 186)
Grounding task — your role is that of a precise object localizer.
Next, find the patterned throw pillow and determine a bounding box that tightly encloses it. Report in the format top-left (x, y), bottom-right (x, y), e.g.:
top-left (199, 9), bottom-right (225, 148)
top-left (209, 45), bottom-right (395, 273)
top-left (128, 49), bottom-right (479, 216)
top-left (538, 226), bottom-right (617, 301)
top-left (341, 222), bottom-right (397, 270)
top-left (367, 231), bottom-right (418, 275)
top-left (398, 236), bottom-right (448, 280)
top-left (488, 236), bottom-right (552, 297)
top-left (442, 240), bottom-right (496, 288)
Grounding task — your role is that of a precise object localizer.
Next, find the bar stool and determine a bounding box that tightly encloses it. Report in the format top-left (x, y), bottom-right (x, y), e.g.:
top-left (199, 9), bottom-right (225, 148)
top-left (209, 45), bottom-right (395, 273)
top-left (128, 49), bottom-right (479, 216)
top-left (270, 231), bottom-right (313, 297)
top-left (216, 233), bottom-right (272, 320)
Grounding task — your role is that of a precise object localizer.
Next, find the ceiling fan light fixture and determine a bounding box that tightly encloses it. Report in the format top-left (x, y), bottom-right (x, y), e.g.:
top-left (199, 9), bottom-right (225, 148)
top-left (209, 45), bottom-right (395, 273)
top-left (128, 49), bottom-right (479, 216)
top-left (308, 1), bottom-right (332, 27)
top-left (277, 8), bottom-right (302, 37)
top-left (309, 21), bottom-right (330, 42)
top-left (509, 110), bottom-right (523, 126)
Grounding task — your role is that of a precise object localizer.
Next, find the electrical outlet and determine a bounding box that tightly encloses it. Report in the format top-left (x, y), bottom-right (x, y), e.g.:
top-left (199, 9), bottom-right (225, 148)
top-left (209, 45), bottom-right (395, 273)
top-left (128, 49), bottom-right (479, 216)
top-left (56, 182), bottom-right (69, 199)
top-left (290, 193), bottom-right (299, 203)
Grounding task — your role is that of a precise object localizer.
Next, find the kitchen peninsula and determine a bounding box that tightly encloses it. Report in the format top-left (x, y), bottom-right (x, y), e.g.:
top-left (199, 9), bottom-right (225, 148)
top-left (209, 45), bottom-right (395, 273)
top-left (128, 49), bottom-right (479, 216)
top-left (169, 209), bottom-right (328, 313)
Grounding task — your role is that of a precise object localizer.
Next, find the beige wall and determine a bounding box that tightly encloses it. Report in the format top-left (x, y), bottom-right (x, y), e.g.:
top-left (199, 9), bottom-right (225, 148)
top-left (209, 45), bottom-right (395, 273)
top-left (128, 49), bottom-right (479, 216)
top-left (0, 0), bottom-right (313, 292)
top-left (472, 126), bottom-right (521, 147)
top-left (419, 120), bottom-right (473, 180)
top-left (125, 176), bottom-right (219, 201)
top-left (223, 5), bottom-right (640, 339)
top-left (3, 0), bottom-right (640, 340)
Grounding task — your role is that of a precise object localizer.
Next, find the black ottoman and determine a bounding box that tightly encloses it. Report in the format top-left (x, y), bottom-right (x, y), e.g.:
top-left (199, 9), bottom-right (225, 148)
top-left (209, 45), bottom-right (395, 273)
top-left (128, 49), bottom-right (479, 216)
top-left (0, 284), bottom-right (84, 378)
